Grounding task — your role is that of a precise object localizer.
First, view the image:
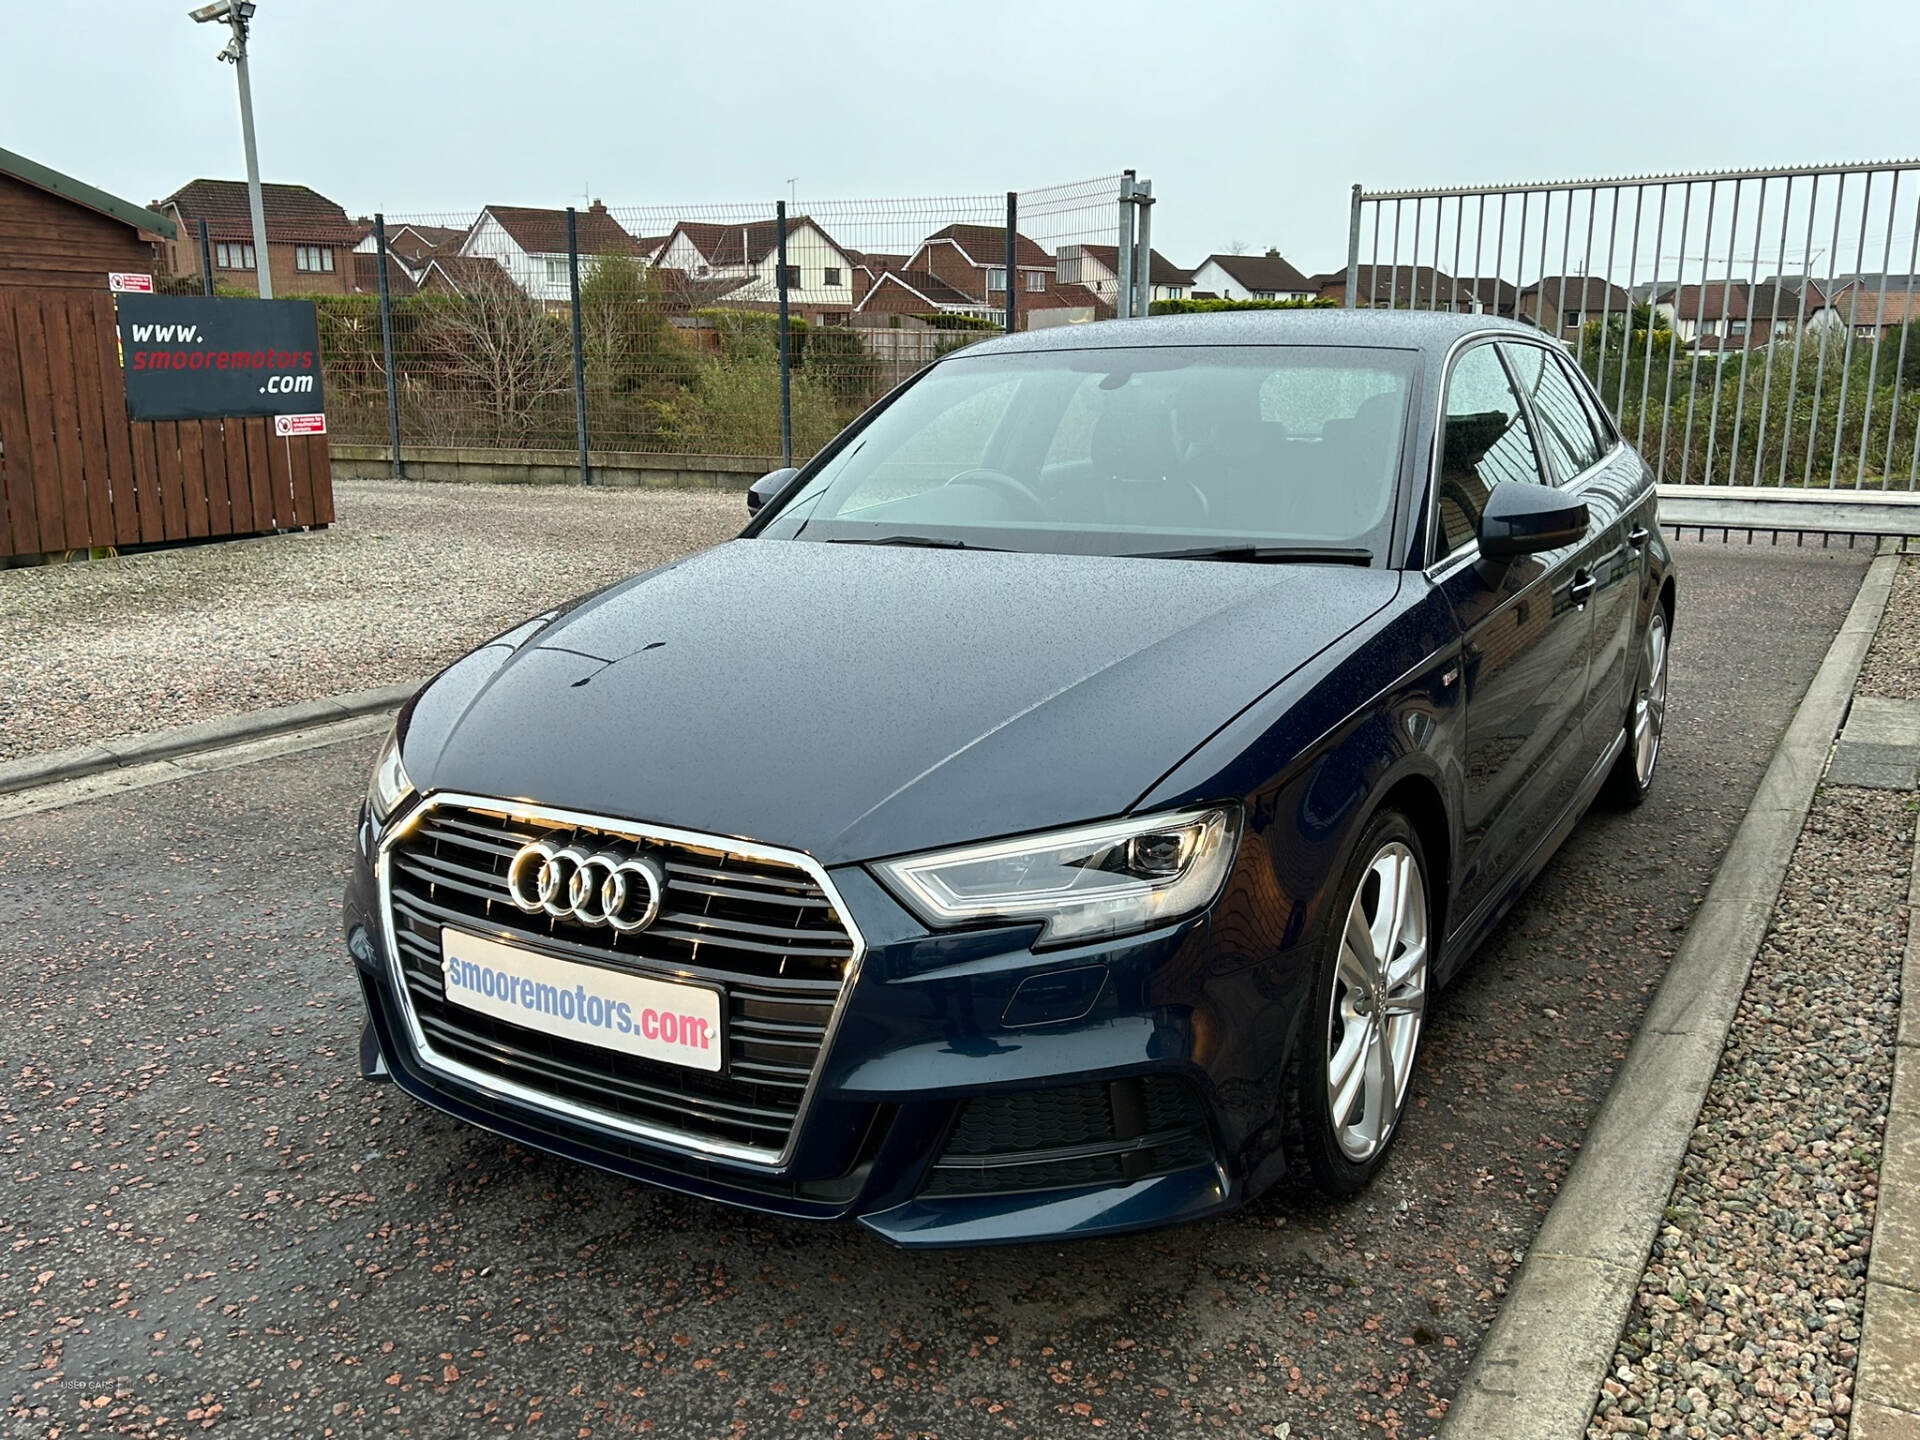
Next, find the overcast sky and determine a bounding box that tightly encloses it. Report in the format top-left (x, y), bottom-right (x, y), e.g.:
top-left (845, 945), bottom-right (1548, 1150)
top-left (6, 0), bottom-right (1916, 274)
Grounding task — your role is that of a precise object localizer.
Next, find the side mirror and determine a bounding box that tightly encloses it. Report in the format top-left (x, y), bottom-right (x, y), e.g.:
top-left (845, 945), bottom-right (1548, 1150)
top-left (746, 467), bottom-right (802, 515)
top-left (1478, 482), bottom-right (1588, 559)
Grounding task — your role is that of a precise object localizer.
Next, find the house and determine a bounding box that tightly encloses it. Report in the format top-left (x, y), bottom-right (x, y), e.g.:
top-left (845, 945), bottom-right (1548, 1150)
top-left (1190, 251), bottom-right (1316, 303)
top-left (851, 265), bottom-right (981, 318)
top-left (416, 255), bottom-right (515, 298)
top-left (1314, 265), bottom-right (1460, 309)
top-left (1811, 285), bottom-right (1920, 339)
top-left (1456, 277), bottom-right (1519, 317)
top-left (351, 222), bottom-right (467, 280)
top-left (155, 178), bottom-right (364, 295)
top-left (1655, 281), bottom-right (1822, 350)
top-left (1057, 245), bottom-right (1195, 306)
top-left (0, 145), bottom-right (174, 289)
top-left (652, 215), bottom-right (859, 321)
top-left (459, 201), bottom-right (645, 303)
top-left (905, 224), bottom-right (1061, 315)
top-left (1518, 277), bottom-right (1633, 337)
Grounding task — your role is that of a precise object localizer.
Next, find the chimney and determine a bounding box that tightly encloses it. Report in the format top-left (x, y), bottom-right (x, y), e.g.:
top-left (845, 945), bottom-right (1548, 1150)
top-left (1266, 247), bottom-right (1279, 258)
top-left (589, 199), bottom-right (606, 215)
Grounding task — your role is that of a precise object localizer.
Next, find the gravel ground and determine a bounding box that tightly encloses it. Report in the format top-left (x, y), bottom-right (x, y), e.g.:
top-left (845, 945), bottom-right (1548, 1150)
top-left (1588, 551), bottom-right (1920, 1440)
top-left (1857, 556), bottom-right (1920, 700)
top-left (0, 541), bottom-right (1873, 1440)
top-left (1587, 789), bottom-right (1915, 1439)
top-left (0, 479), bottom-right (742, 762)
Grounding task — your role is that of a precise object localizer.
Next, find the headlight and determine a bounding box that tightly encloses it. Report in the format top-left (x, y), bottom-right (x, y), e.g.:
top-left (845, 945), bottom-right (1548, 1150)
top-left (366, 730), bottom-right (413, 825)
top-left (873, 806), bottom-right (1241, 947)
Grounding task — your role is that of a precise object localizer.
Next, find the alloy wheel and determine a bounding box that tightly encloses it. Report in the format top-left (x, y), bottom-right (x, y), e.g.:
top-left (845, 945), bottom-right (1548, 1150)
top-left (1326, 840), bottom-right (1428, 1162)
top-left (1633, 610), bottom-right (1669, 788)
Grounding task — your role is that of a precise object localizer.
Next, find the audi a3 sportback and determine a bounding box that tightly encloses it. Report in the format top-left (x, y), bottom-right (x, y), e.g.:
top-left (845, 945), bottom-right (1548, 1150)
top-left (344, 311), bottom-right (1674, 1247)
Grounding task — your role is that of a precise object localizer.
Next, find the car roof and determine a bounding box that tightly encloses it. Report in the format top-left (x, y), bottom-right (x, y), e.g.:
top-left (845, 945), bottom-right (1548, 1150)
top-left (951, 308), bottom-right (1547, 359)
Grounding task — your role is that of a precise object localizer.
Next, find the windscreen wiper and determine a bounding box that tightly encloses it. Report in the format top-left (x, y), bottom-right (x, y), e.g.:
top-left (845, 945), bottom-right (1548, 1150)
top-left (1129, 544), bottom-right (1375, 565)
top-left (825, 535), bottom-right (1005, 550)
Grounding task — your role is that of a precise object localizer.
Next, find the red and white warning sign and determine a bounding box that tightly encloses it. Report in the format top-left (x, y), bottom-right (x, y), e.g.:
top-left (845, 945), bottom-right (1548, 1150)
top-left (108, 272), bottom-right (154, 293)
top-left (273, 413), bottom-right (328, 436)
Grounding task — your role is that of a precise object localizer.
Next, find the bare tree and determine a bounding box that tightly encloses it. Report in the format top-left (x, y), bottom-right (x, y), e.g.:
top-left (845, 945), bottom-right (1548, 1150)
top-left (424, 263), bottom-right (572, 444)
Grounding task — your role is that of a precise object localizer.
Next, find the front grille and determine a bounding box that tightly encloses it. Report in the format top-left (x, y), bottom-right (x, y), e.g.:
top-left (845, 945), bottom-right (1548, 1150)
top-left (920, 1076), bottom-right (1215, 1198)
top-left (381, 799), bottom-right (859, 1163)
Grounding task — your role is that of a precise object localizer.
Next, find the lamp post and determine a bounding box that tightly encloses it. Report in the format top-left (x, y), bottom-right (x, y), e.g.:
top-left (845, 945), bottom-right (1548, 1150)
top-left (188, 0), bottom-right (271, 299)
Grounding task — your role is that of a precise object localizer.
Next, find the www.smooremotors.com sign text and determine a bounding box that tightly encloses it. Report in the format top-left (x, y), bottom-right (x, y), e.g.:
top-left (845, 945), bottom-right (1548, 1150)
top-left (116, 295), bottom-right (326, 423)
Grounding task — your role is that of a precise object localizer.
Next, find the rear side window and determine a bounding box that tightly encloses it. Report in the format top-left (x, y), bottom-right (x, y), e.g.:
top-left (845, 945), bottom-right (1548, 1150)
top-left (1501, 342), bottom-right (1604, 481)
top-left (1436, 343), bottom-right (1543, 559)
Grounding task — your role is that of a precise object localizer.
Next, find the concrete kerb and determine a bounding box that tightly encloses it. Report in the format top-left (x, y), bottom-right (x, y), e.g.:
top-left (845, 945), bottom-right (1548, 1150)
top-left (0, 682), bottom-right (422, 798)
top-left (1438, 544), bottom-right (1905, 1440)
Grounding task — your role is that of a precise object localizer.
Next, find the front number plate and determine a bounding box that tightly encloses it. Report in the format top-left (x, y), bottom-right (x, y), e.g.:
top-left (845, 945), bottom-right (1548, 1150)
top-left (439, 928), bottom-right (724, 1073)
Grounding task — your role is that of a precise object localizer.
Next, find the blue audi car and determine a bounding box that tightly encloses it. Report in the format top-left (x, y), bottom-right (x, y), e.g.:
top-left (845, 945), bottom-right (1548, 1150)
top-left (343, 311), bottom-right (1674, 1247)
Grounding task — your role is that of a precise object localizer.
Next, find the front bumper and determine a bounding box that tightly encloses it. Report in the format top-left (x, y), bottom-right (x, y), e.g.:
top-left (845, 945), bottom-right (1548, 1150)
top-left (344, 804), bottom-right (1285, 1247)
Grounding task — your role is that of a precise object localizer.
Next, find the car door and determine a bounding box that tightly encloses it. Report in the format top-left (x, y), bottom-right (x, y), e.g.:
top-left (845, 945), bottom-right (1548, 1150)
top-left (1430, 341), bottom-right (1597, 922)
top-left (1498, 340), bottom-right (1633, 771)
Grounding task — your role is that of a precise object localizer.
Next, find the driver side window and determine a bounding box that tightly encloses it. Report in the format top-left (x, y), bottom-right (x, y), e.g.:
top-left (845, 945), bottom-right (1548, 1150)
top-left (1435, 344), bottom-right (1545, 561)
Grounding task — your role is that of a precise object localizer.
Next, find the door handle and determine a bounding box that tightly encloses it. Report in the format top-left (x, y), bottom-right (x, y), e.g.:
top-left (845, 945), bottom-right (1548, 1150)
top-left (1570, 569), bottom-right (1597, 608)
top-left (1627, 524), bottom-right (1650, 549)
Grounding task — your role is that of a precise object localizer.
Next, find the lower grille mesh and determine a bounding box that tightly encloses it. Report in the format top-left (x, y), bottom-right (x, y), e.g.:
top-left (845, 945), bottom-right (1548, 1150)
top-left (921, 1076), bottom-right (1214, 1198)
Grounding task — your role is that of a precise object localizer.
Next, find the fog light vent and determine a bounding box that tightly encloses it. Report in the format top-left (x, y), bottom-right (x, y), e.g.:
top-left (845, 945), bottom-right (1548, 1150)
top-left (920, 1076), bottom-right (1213, 1198)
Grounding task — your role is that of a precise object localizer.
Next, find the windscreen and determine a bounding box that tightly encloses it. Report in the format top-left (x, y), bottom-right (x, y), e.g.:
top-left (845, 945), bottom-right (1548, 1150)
top-left (764, 345), bottom-right (1416, 559)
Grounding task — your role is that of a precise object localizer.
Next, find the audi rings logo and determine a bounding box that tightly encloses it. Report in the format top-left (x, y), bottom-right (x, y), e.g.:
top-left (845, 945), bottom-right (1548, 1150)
top-left (506, 839), bottom-right (668, 932)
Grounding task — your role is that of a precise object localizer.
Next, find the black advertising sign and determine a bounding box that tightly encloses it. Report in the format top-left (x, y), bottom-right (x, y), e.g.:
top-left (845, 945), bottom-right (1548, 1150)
top-left (116, 295), bottom-right (325, 423)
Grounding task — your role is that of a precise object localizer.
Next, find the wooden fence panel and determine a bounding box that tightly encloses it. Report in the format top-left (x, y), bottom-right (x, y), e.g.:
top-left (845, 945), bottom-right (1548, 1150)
top-left (202, 418), bottom-right (236, 536)
top-left (1, 285), bottom-right (337, 561)
top-left (0, 294), bottom-right (37, 557)
top-left (285, 432), bottom-right (315, 525)
top-left (41, 295), bottom-right (97, 549)
top-left (309, 436), bottom-right (335, 525)
top-left (152, 421), bottom-right (188, 539)
top-left (128, 418), bottom-right (163, 545)
top-left (242, 418), bottom-right (275, 528)
top-left (88, 292), bottom-right (143, 549)
top-left (179, 422), bottom-right (211, 538)
top-left (12, 296), bottom-right (69, 553)
top-left (64, 295), bottom-right (118, 550)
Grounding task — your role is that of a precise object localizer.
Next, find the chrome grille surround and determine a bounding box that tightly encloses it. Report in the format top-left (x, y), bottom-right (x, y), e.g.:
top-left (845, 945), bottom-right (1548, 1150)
top-left (375, 792), bottom-right (867, 1170)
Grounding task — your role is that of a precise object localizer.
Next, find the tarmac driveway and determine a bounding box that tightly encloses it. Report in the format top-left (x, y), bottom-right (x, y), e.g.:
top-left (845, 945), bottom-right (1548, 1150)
top-left (0, 539), bottom-right (1872, 1440)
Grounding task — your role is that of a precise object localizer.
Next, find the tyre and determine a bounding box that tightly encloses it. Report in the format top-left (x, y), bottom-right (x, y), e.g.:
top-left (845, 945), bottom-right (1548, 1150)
top-left (1603, 604), bottom-right (1669, 808)
top-left (1281, 810), bottom-right (1431, 1197)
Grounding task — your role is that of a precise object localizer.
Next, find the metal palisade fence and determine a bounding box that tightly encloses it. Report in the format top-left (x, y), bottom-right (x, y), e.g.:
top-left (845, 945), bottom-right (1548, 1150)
top-left (1344, 160), bottom-right (1920, 497)
top-left (322, 174), bottom-right (1132, 477)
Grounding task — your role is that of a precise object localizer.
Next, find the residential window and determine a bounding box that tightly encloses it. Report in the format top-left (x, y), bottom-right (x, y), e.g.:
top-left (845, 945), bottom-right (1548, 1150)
top-left (214, 242), bottom-right (256, 270)
top-left (1167, 286), bottom-right (1184, 300)
top-left (987, 266), bottom-right (1008, 292)
top-left (823, 266), bottom-right (842, 287)
top-left (1564, 311), bottom-right (1584, 330)
top-left (295, 245), bottom-right (334, 273)
top-left (1729, 319), bottom-right (1747, 336)
top-left (784, 265), bottom-right (801, 287)
top-left (1025, 271), bottom-right (1045, 293)
top-left (1700, 318), bottom-right (1719, 336)
top-left (1253, 290), bottom-right (1275, 301)
top-left (545, 257), bottom-right (569, 285)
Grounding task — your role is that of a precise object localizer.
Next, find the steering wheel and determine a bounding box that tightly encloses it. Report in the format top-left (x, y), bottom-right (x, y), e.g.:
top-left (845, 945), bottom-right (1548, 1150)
top-left (942, 467), bottom-right (1047, 519)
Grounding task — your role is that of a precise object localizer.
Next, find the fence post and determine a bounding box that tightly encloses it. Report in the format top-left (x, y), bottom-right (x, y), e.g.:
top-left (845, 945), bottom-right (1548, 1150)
top-left (1005, 192), bottom-right (1018, 334)
top-left (566, 206), bottom-right (590, 486)
top-left (1345, 184), bottom-right (1362, 309)
top-left (777, 200), bottom-right (792, 470)
top-left (1133, 179), bottom-right (1154, 317)
top-left (197, 219), bottom-right (215, 297)
top-left (1115, 171), bottom-right (1136, 319)
top-left (373, 213), bottom-right (403, 481)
